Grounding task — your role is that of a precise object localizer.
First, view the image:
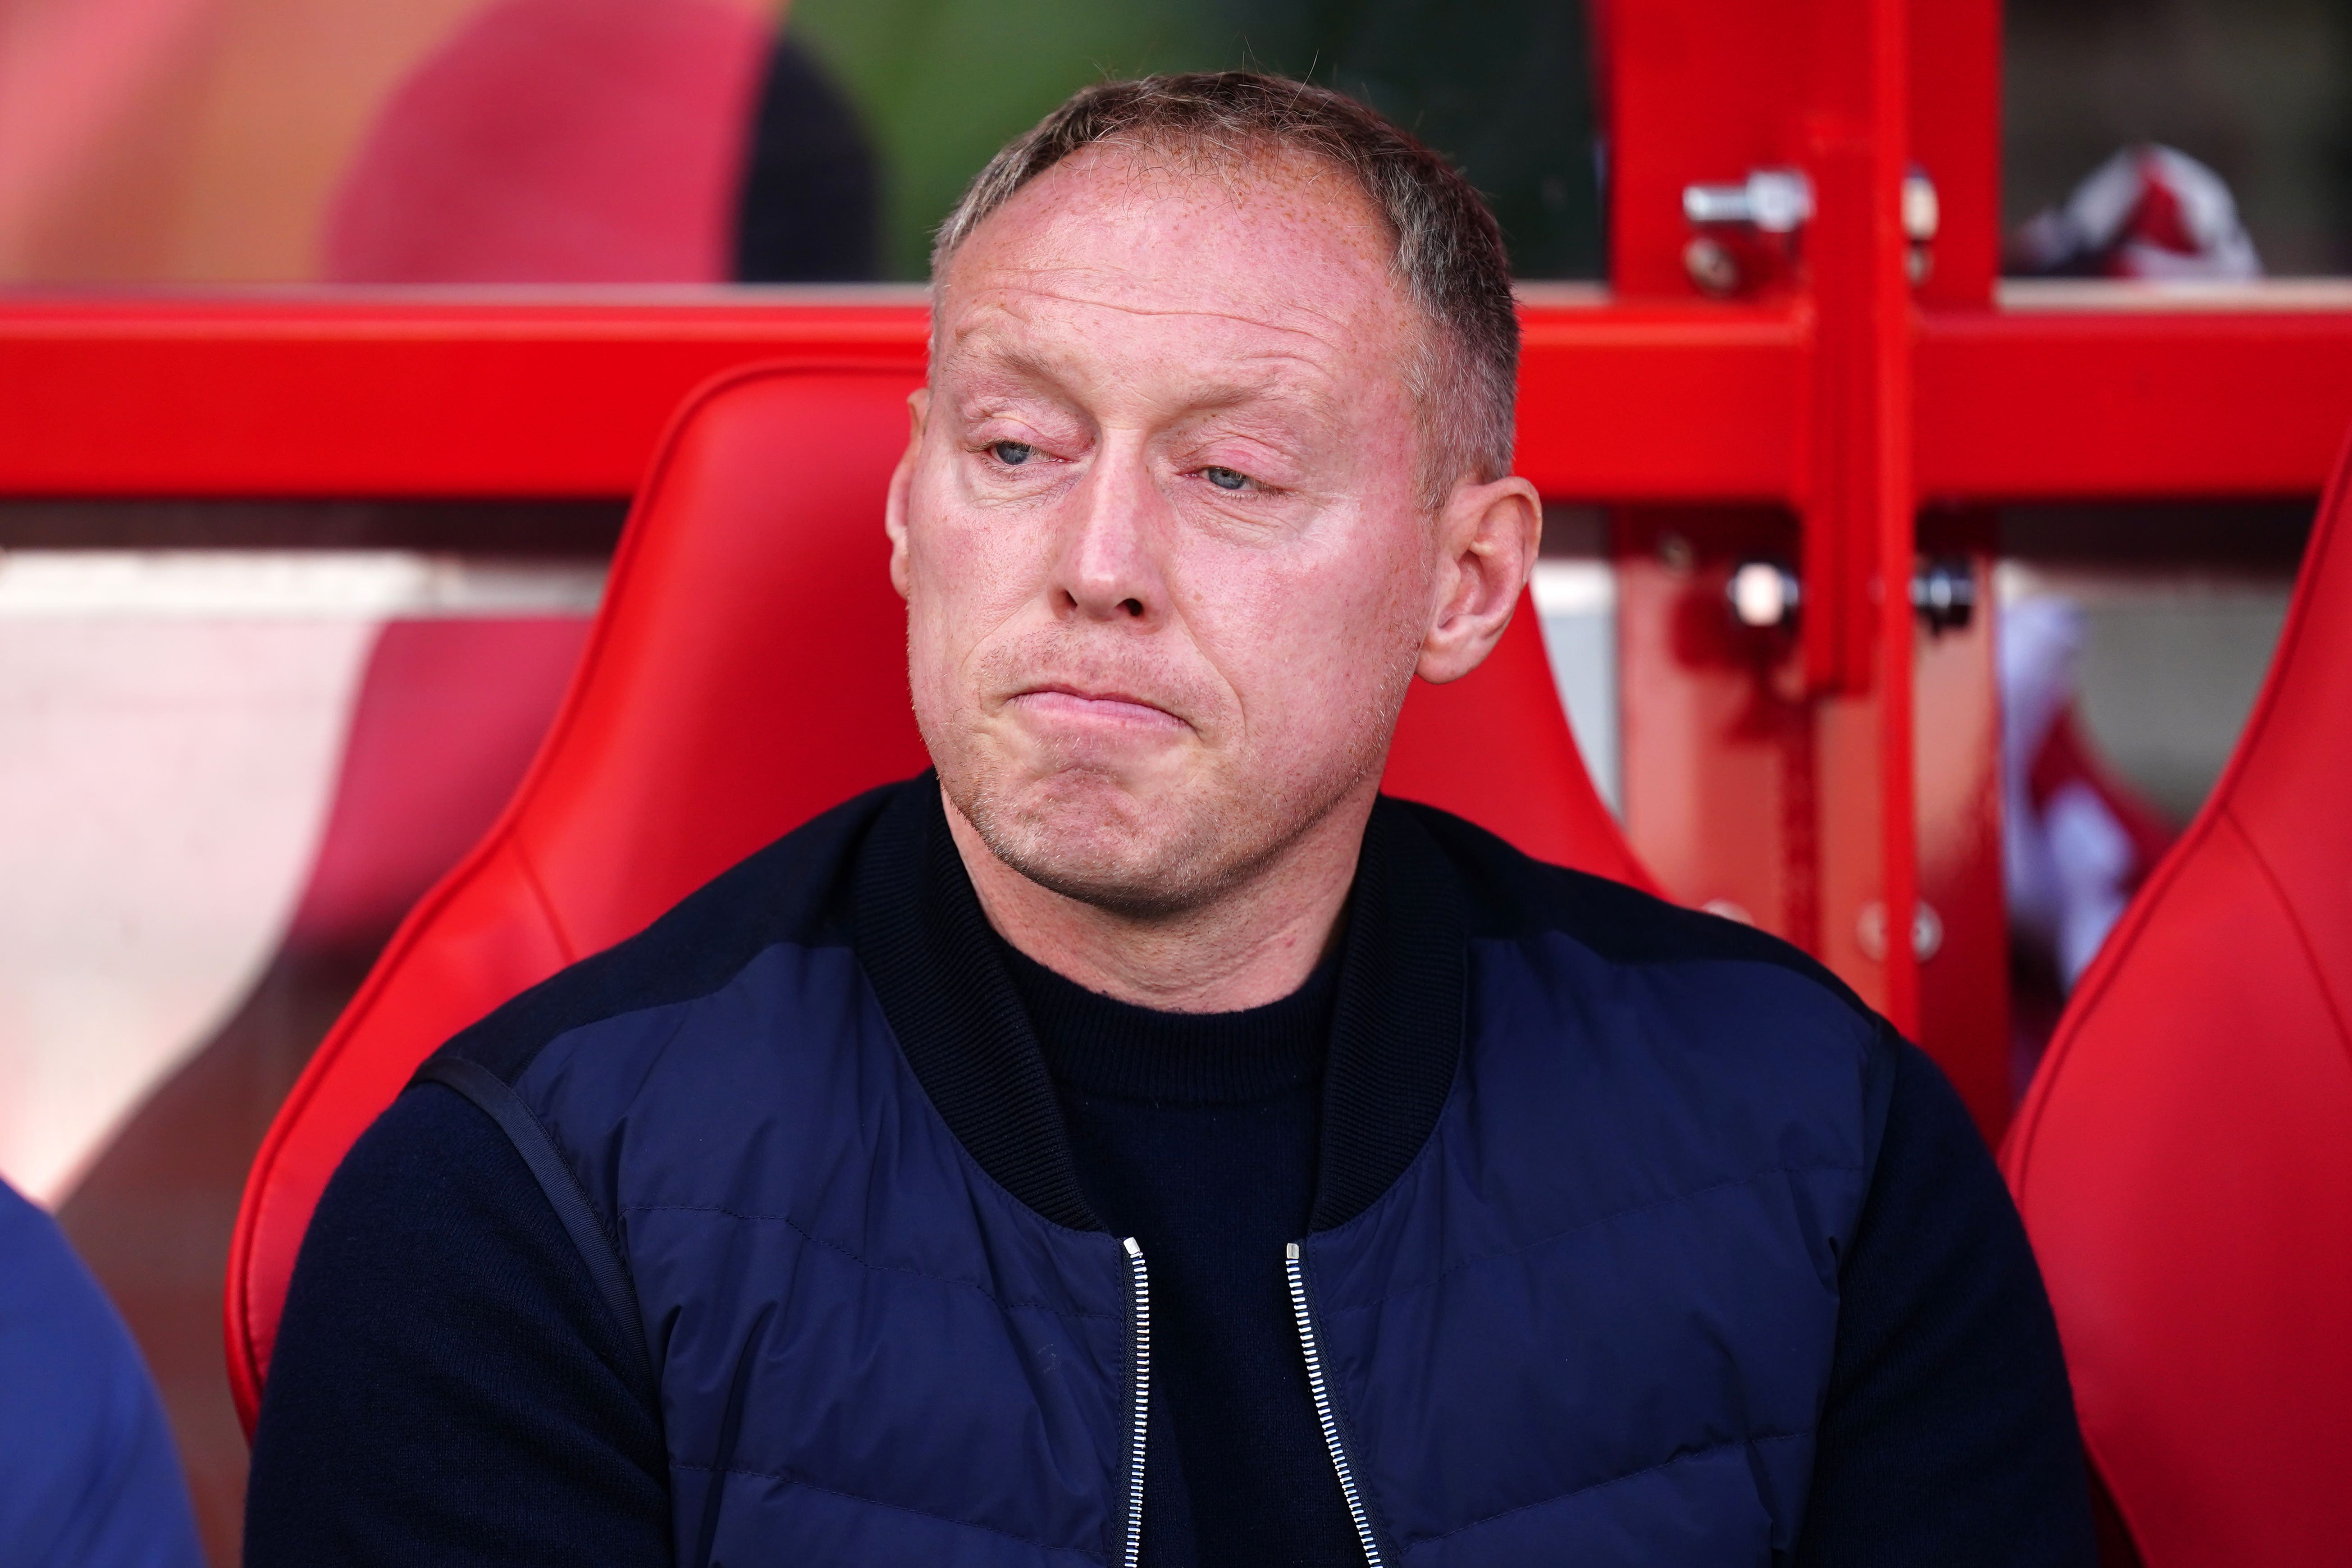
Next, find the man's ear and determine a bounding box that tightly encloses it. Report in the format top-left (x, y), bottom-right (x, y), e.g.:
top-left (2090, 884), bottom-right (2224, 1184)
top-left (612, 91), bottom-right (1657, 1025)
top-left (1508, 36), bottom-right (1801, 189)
top-left (1417, 474), bottom-right (1543, 685)
top-left (885, 388), bottom-right (930, 602)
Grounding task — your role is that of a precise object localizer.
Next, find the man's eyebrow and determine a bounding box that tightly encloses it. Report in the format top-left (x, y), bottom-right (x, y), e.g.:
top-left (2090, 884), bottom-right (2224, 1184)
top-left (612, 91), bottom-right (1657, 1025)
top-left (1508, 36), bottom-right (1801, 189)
top-left (943, 336), bottom-right (1065, 393)
top-left (953, 334), bottom-right (1337, 406)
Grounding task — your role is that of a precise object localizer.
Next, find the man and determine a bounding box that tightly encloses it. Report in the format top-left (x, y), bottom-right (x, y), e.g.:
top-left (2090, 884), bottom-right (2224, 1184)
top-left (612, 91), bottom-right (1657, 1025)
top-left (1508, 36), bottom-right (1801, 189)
top-left (249, 74), bottom-right (2095, 1567)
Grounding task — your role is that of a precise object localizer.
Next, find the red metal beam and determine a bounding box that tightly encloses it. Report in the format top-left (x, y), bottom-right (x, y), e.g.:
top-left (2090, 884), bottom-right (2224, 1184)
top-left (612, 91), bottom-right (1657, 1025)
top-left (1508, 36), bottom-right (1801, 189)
top-left (6, 290), bottom-right (2351, 504)
top-left (1918, 288), bottom-right (2352, 502)
top-left (1513, 293), bottom-right (1805, 502)
top-left (0, 292), bottom-right (931, 499)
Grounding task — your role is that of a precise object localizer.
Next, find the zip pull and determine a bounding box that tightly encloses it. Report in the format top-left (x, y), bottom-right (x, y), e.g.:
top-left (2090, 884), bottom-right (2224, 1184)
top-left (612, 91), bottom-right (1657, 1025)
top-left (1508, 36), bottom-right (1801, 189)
top-left (1287, 1242), bottom-right (1387, 1568)
top-left (1121, 1238), bottom-right (1151, 1568)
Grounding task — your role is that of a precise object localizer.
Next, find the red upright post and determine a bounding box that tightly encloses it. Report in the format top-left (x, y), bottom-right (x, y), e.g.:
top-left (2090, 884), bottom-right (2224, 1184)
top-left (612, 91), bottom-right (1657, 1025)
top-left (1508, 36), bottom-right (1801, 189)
top-left (1798, 0), bottom-right (1922, 1032)
top-left (1787, 0), bottom-right (1919, 1034)
top-left (1602, 0), bottom-right (2001, 1121)
top-left (1868, 0), bottom-right (1924, 1040)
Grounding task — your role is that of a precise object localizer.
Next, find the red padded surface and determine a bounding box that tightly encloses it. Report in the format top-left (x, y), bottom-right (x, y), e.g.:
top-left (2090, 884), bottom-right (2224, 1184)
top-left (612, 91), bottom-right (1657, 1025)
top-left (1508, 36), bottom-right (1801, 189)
top-left (226, 360), bottom-right (1653, 1430)
top-left (2004, 434), bottom-right (2352, 1567)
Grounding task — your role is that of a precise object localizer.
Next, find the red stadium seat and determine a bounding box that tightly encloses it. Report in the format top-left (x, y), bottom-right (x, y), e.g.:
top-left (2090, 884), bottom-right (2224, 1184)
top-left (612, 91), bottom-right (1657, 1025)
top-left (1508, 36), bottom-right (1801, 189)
top-left (225, 359), bottom-right (1653, 1432)
top-left (2003, 434), bottom-right (2352, 1567)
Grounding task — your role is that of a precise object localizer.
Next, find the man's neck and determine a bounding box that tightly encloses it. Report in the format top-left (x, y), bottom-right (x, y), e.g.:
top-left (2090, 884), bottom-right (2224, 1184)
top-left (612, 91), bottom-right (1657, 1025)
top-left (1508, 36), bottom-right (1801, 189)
top-left (942, 783), bottom-right (1370, 1014)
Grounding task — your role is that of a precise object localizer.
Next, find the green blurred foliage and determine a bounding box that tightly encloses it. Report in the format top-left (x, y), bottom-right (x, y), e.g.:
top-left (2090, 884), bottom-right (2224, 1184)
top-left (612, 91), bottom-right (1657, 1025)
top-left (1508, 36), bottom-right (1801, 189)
top-left (787, 0), bottom-right (1218, 280)
top-left (788, 0), bottom-right (1602, 281)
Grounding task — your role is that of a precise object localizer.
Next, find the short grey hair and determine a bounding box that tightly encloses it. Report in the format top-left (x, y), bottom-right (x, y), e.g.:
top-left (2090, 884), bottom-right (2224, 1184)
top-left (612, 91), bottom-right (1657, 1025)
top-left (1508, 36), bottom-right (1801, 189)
top-left (931, 72), bottom-right (1519, 508)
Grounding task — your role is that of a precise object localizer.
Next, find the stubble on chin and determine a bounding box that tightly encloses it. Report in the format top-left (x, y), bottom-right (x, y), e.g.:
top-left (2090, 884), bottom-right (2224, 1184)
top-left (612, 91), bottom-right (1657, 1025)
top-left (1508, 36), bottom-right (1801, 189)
top-left (918, 591), bottom-right (1425, 924)
top-left (944, 759), bottom-right (1238, 919)
top-left (942, 722), bottom-right (1394, 923)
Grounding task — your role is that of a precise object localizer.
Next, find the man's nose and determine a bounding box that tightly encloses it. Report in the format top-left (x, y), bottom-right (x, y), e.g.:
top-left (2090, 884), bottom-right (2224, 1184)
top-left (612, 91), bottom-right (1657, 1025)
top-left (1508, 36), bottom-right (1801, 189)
top-left (1052, 443), bottom-right (1166, 625)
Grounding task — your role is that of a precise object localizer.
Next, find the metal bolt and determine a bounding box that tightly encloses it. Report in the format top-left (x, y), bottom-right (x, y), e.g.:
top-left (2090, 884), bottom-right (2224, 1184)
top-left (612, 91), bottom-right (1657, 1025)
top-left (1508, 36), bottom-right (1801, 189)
top-left (1857, 901), bottom-right (1944, 963)
top-left (1683, 235), bottom-right (1740, 297)
top-left (1909, 558), bottom-right (1976, 633)
top-left (1728, 559), bottom-right (1801, 629)
top-left (1683, 169), bottom-right (1816, 234)
top-left (1902, 168), bottom-right (1940, 243)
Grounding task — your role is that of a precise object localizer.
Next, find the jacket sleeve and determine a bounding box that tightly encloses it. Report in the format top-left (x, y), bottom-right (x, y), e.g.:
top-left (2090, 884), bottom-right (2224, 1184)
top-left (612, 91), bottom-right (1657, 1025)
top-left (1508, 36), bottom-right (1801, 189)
top-left (1794, 1037), bottom-right (2097, 1567)
top-left (245, 1082), bottom-right (671, 1568)
top-left (0, 1180), bottom-right (203, 1568)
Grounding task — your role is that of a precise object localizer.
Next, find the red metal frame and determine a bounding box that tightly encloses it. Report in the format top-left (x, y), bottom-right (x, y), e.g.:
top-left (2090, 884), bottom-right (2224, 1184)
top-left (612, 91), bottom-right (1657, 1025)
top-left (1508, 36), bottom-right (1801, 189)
top-left (6, 0), bottom-right (2352, 1138)
top-left (8, 290), bottom-right (2352, 503)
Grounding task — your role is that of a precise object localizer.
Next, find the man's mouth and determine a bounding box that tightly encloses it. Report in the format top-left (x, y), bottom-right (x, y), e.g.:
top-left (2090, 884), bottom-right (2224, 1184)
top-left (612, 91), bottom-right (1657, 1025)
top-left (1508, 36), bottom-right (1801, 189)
top-left (1006, 684), bottom-right (1188, 734)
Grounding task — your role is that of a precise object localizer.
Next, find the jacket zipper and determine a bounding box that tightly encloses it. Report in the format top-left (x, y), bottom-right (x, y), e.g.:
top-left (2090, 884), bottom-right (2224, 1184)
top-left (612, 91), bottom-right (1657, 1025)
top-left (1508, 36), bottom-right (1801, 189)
top-left (1286, 1242), bottom-right (1387, 1568)
top-left (1121, 1236), bottom-right (1151, 1568)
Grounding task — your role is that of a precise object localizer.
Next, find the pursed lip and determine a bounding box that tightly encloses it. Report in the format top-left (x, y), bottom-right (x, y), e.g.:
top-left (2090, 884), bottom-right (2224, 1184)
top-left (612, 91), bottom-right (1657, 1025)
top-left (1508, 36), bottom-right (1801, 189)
top-left (1006, 683), bottom-right (1189, 732)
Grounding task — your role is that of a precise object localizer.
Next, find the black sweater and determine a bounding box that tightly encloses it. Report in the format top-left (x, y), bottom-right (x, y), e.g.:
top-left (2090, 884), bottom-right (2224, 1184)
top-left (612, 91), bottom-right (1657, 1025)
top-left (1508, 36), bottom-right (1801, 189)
top-left (248, 878), bottom-right (2095, 1567)
top-left (1002, 939), bottom-right (1355, 1566)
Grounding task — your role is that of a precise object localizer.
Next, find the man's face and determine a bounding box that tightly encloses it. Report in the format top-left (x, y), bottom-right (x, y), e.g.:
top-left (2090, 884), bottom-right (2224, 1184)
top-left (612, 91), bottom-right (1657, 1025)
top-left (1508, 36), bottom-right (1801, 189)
top-left (889, 144), bottom-right (1446, 915)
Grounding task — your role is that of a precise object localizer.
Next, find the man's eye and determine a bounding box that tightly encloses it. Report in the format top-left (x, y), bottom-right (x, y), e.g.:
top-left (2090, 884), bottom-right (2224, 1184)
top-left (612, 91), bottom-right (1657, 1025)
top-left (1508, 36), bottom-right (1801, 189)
top-left (1203, 466), bottom-right (1249, 491)
top-left (989, 440), bottom-right (1034, 466)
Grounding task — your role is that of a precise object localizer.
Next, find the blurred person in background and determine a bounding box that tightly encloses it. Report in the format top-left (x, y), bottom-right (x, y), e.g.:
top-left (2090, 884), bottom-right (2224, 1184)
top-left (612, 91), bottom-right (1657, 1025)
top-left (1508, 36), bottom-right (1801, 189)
top-left (0, 1177), bottom-right (201, 1568)
top-left (323, 0), bottom-right (879, 284)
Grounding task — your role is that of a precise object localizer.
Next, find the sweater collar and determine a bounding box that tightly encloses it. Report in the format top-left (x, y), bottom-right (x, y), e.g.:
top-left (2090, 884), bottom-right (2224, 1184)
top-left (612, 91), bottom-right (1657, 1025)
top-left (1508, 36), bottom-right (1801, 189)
top-left (999, 933), bottom-right (1339, 1106)
top-left (851, 777), bottom-right (1465, 1235)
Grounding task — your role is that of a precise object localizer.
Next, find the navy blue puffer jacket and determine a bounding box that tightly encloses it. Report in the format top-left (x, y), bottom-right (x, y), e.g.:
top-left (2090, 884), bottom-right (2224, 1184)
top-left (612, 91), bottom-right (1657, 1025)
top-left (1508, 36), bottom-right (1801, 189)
top-left (398, 778), bottom-right (1905, 1566)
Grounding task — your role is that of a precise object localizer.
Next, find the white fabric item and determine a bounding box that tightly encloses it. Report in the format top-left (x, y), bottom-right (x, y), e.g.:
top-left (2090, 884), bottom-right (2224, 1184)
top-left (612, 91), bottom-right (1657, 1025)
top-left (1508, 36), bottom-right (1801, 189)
top-left (2017, 143), bottom-right (2262, 281)
top-left (2043, 780), bottom-right (2137, 988)
top-left (1999, 595), bottom-right (2084, 957)
top-left (1998, 594), bottom-right (2152, 990)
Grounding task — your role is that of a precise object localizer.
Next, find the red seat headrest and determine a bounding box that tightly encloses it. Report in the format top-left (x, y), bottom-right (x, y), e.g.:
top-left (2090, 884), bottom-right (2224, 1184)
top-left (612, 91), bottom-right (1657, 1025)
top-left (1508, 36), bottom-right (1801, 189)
top-left (2004, 432), bottom-right (2352, 1567)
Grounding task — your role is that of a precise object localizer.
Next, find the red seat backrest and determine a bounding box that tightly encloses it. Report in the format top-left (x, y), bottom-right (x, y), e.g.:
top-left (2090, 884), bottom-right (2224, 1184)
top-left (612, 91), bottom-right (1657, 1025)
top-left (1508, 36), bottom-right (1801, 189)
top-left (225, 360), bottom-right (1653, 1431)
top-left (2002, 435), bottom-right (2352, 1566)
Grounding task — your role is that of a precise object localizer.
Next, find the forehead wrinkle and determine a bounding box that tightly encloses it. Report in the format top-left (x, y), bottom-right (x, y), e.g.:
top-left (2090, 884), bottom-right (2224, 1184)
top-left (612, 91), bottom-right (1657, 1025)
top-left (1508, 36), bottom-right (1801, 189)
top-left (949, 315), bottom-right (1338, 386)
top-left (944, 273), bottom-right (1365, 355)
top-left (942, 174), bottom-right (1402, 335)
top-left (979, 138), bottom-right (1396, 293)
top-left (945, 311), bottom-right (1354, 429)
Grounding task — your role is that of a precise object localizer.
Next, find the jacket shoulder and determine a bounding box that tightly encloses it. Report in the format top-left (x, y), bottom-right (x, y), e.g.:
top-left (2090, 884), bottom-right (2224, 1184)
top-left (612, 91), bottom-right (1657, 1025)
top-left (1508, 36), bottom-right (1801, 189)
top-left (1391, 798), bottom-right (1901, 1183)
top-left (1391, 796), bottom-right (1878, 1029)
top-left (437, 777), bottom-right (919, 1085)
